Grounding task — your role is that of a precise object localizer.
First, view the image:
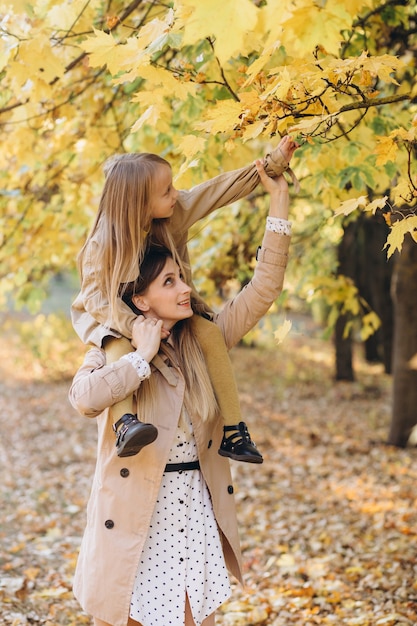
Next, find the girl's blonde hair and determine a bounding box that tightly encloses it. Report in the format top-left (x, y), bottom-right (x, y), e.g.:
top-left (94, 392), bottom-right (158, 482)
top-left (78, 153), bottom-right (177, 329)
top-left (122, 246), bottom-right (219, 423)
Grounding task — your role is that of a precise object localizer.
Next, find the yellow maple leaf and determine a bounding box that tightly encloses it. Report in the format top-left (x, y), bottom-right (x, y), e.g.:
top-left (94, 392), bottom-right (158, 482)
top-left (374, 136), bottom-right (398, 166)
top-left (137, 13), bottom-right (173, 49)
top-left (242, 120), bottom-right (266, 142)
top-left (126, 65), bottom-right (195, 101)
top-left (391, 179), bottom-right (414, 206)
top-left (195, 99), bottom-right (243, 134)
top-left (81, 28), bottom-right (119, 70)
top-left (131, 105), bottom-right (161, 133)
top-left (362, 54), bottom-right (402, 85)
top-left (261, 66), bottom-right (293, 101)
top-left (108, 35), bottom-right (155, 75)
top-left (177, 135), bottom-right (207, 160)
top-left (18, 35), bottom-right (65, 82)
top-left (343, 0), bottom-right (374, 15)
top-left (384, 216), bottom-right (417, 258)
top-left (46, 3), bottom-right (81, 31)
top-left (239, 90), bottom-right (262, 116)
top-left (360, 311), bottom-right (381, 341)
top-left (175, 158), bottom-right (201, 183)
top-left (243, 36), bottom-right (283, 87)
top-left (334, 196), bottom-right (368, 217)
top-left (359, 69), bottom-right (373, 87)
top-left (365, 196), bottom-right (389, 214)
top-left (274, 318), bottom-right (292, 345)
top-left (288, 112), bottom-right (334, 137)
top-left (175, 0), bottom-right (259, 63)
top-left (282, 0), bottom-right (352, 55)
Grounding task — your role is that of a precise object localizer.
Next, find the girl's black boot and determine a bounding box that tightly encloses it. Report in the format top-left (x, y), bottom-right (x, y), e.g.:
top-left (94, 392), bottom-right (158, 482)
top-left (113, 413), bottom-right (158, 457)
top-left (218, 422), bottom-right (263, 464)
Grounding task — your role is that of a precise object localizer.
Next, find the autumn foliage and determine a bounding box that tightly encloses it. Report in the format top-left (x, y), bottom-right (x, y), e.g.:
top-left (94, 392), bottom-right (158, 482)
top-left (1, 0), bottom-right (416, 317)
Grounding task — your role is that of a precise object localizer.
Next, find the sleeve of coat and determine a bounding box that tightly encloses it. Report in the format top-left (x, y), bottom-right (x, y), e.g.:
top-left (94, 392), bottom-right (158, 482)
top-left (170, 148), bottom-right (292, 236)
top-left (214, 229), bottom-right (291, 349)
top-left (71, 240), bottom-right (137, 346)
top-left (68, 348), bottom-right (142, 418)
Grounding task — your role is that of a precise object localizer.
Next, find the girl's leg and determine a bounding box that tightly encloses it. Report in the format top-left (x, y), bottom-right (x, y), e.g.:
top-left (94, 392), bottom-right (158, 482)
top-left (104, 335), bottom-right (135, 418)
top-left (185, 594), bottom-right (215, 626)
top-left (190, 315), bottom-right (262, 464)
top-left (104, 336), bottom-right (158, 457)
top-left (190, 316), bottom-right (241, 425)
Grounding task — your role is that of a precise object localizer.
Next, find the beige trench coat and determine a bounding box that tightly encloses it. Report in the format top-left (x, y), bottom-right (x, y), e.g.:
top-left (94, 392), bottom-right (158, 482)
top-left (69, 228), bottom-right (291, 626)
top-left (71, 150), bottom-right (292, 346)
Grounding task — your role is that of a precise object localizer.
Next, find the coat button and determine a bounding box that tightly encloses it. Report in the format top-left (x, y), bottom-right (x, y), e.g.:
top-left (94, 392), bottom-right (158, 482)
top-left (227, 485), bottom-right (234, 494)
top-left (120, 468), bottom-right (130, 478)
top-left (105, 519), bottom-right (114, 529)
top-left (207, 439), bottom-right (212, 448)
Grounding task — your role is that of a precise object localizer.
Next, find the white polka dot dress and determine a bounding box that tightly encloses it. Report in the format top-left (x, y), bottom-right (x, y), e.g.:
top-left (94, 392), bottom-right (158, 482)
top-left (130, 409), bottom-right (231, 626)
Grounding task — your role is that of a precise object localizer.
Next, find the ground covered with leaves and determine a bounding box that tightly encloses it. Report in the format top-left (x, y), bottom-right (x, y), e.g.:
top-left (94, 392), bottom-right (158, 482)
top-left (1, 320), bottom-right (417, 626)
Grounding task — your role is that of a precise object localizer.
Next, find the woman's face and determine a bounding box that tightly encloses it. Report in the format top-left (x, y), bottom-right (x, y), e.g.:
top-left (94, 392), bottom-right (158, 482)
top-left (132, 257), bottom-right (193, 329)
top-left (150, 164), bottom-right (178, 219)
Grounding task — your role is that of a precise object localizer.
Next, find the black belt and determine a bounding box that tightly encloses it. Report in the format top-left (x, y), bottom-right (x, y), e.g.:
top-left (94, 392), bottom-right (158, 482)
top-left (164, 460), bottom-right (200, 472)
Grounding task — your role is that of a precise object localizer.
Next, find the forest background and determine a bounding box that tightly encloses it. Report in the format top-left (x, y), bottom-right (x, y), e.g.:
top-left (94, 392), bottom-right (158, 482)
top-left (1, 0), bottom-right (417, 624)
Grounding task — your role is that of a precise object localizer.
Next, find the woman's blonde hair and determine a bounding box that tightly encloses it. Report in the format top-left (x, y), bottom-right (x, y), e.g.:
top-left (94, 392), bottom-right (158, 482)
top-left (77, 153), bottom-right (177, 329)
top-left (122, 246), bottom-right (219, 423)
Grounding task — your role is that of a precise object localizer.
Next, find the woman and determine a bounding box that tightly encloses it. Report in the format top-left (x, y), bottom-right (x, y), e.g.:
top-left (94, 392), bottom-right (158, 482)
top-left (69, 159), bottom-right (293, 626)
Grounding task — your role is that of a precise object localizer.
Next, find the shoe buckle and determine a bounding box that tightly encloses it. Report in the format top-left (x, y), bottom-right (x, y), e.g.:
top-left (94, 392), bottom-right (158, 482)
top-left (115, 423), bottom-right (129, 446)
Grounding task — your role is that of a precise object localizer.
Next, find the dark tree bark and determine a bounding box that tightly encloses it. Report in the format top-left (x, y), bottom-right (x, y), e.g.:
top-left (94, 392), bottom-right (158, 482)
top-left (335, 313), bottom-right (355, 380)
top-left (334, 221), bottom-right (358, 380)
top-left (357, 212), bottom-right (394, 374)
top-left (334, 212), bottom-right (394, 380)
top-left (388, 235), bottom-right (417, 447)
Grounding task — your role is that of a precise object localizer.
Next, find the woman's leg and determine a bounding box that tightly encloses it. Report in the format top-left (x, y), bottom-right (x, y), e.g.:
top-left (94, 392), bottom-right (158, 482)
top-left (93, 617), bottom-right (143, 626)
top-left (185, 594), bottom-right (215, 626)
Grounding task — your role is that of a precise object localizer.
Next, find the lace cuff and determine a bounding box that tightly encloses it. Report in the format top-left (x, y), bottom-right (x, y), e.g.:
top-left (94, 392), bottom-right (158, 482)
top-left (266, 216), bottom-right (292, 236)
top-left (121, 352), bottom-right (151, 379)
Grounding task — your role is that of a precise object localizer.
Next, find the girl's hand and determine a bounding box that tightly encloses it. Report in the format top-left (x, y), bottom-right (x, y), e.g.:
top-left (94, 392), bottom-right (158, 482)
top-left (273, 134), bottom-right (299, 164)
top-left (131, 315), bottom-right (167, 363)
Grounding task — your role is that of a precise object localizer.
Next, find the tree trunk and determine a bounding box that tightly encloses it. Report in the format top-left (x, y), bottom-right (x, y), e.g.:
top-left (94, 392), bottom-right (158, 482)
top-left (335, 314), bottom-right (355, 380)
top-left (334, 221), bottom-right (358, 380)
top-left (388, 235), bottom-right (417, 447)
top-left (334, 213), bottom-right (394, 379)
top-left (361, 213), bottom-right (394, 374)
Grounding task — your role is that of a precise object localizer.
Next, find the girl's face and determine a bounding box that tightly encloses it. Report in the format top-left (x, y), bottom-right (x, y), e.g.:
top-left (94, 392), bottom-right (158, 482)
top-left (150, 164), bottom-right (178, 219)
top-left (132, 257), bottom-right (193, 330)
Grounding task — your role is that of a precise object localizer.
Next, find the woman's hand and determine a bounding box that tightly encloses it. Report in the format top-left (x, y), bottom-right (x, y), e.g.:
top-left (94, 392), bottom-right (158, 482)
top-left (256, 160), bottom-right (289, 194)
top-left (131, 315), bottom-right (167, 363)
top-left (255, 160), bottom-right (290, 221)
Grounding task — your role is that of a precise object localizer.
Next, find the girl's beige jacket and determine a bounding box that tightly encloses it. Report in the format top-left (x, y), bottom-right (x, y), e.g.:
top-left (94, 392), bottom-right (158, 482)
top-left (69, 226), bottom-right (291, 626)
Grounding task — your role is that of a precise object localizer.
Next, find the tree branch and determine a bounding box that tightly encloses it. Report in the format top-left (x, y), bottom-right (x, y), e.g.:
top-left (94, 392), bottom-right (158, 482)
top-left (338, 92), bottom-right (411, 113)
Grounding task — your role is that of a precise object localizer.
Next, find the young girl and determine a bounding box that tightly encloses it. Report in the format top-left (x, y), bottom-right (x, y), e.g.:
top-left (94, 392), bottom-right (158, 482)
top-left (71, 137), bottom-right (298, 460)
top-left (69, 161), bottom-right (293, 626)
